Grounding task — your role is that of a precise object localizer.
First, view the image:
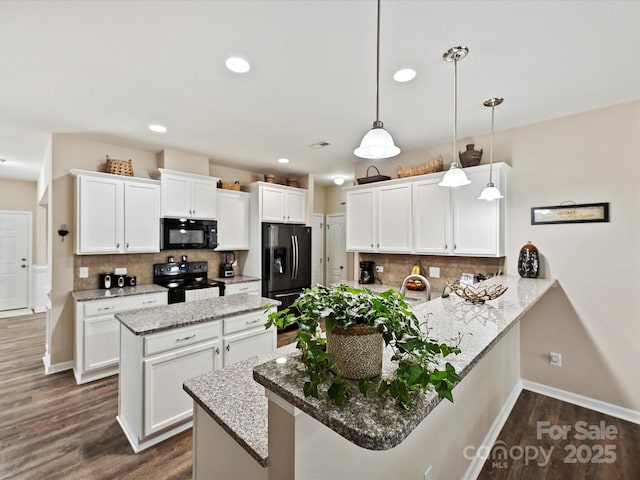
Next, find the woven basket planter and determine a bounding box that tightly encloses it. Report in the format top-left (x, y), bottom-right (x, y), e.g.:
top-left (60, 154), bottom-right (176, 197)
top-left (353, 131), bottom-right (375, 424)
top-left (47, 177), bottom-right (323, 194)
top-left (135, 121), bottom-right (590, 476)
top-left (326, 324), bottom-right (383, 379)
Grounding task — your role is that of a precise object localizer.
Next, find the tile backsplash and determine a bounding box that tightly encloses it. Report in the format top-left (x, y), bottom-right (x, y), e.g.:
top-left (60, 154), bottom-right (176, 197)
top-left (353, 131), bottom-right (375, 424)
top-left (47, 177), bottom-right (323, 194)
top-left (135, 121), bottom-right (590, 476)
top-left (73, 250), bottom-right (245, 290)
top-left (359, 253), bottom-right (506, 294)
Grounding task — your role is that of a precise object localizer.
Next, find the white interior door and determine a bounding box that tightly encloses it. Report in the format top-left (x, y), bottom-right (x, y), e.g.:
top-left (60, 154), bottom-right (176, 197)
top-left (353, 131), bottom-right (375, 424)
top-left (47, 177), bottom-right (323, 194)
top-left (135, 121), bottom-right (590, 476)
top-left (0, 211), bottom-right (31, 311)
top-left (311, 213), bottom-right (324, 286)
top-left (326, 213), bottom-right (346, 285)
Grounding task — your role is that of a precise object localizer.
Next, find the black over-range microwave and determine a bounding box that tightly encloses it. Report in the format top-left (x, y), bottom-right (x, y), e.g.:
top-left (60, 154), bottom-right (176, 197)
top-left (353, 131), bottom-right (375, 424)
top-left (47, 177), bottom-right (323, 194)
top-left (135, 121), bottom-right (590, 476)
top-left (160, 218), bottom-right (218, 250)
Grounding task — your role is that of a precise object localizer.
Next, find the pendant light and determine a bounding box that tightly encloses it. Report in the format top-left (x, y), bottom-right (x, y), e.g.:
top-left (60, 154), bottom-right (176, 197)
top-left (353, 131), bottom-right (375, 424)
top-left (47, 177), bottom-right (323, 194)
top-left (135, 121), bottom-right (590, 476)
top-left (478, 97), bottom-right (504, 200)
top-left (439, 46), bottom-right (471, 187)
top-left (354, 0), bottom-right (400, 159)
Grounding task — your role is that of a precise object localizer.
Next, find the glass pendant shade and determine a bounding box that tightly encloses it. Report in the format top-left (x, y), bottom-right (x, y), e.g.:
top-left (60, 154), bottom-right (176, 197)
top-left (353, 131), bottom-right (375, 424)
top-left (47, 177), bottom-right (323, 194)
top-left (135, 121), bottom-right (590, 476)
top-left (354, 121), bottom-right (400, 159)
top-left (478, 184), bottom-right (503, 200)
top-left (439, 164), bottom-right (471, 187)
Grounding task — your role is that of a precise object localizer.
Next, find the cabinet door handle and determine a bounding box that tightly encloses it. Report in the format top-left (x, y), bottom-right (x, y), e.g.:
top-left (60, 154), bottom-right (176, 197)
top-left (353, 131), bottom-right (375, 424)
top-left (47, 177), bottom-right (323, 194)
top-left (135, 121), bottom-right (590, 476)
top-left (444, 244), bottom-right (448, 250)
top-left (245, 318), bottom-right (262, 326)
top-left (176, 334), bottom-right (196, 342)
top-left (215, 347), bottom-right (220, 354)
top-left (116, 242), bottom-right (120, 248)
top-left (142, 300), bottom-right (157, 305)
top-left (226, 344), bottom-right (230, 351)
top-left (98, 306), bottom-right (113, 312)
top-left (126, 242), bottom-right (129, 249)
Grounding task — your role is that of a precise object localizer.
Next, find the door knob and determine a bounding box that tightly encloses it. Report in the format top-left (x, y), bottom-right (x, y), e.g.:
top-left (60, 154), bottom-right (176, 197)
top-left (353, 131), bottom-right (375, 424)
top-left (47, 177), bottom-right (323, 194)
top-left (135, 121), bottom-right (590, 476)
top-left (339, 266), bottom-right (344, 270)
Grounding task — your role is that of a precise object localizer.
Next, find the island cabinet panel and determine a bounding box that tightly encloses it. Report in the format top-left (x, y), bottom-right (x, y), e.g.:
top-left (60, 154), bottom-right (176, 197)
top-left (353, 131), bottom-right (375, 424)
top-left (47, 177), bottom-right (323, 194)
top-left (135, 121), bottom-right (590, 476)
top-left (72, 170), bottom-right (161, 255)
top-left (215, 189), bottom-right (250, 250)
top-left (73, 291), bottom-right (167, 384)
top-left (223, 310), bottom-right (276, 365)
top-left (143, 339), bottom-right (221, 437)
top-left (159, 169), bottom-right (219, 219)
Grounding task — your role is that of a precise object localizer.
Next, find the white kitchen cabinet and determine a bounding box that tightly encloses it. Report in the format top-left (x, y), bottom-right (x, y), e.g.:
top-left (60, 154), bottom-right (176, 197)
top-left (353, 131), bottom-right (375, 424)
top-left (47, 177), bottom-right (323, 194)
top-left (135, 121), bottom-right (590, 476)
top-left (73, 291), bottom-right (167, 384)
top-left (143, 339), bottom-right (222, 437)
top-left (117, 306), bottom-right (276, 452)
top-left (346, 162), bottom-right (509, 257)
top-left (260, 183), bottom-right (306, 224)
top-left (345, 183), bottom-right (412, 253)
top-left (412, 177), bottom-right (451, 254)
top-left (72, 171), bottom-right (161, 255)
top-left (158, 168), bottom-right (219, 219)
top-left (451, 166), bottom-right (506, 256)
top-left (216, 189), bottom-right (250, 250)
top-left (224, 280), bottom-right (260, 296)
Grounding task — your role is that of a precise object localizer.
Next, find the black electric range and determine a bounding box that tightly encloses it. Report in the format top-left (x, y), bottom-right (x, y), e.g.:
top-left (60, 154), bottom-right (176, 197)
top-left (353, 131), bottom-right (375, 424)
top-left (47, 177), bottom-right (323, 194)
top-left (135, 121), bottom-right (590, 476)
top-left (153, 260), bottom-right (225, 304)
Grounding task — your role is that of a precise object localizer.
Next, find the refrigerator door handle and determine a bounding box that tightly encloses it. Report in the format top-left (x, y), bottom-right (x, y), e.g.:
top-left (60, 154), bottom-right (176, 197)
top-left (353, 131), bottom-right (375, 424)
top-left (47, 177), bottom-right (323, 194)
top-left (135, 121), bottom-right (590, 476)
top-left (291, 235), bottom-right (297, 280)
top-left (294, 235), bottom-right (299, 280)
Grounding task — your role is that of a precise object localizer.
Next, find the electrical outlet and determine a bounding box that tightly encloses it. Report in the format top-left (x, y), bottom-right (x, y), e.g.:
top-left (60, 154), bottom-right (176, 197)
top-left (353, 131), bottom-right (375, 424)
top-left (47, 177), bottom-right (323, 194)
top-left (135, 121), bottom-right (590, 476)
top-left (424, 465), bottom-right (433, 480)
top-left (79, 267), bottom-right (89, 278)
top-left (375, 265), bottom-right (384, 273)
top-left (428, 267), bottom-right (440, 278)
top-left (232, 260), bottom-right (237, 267)
top-left (115, 267), bottom-right (127, 275)
top-left (549, 352), bottom-right (562, 367)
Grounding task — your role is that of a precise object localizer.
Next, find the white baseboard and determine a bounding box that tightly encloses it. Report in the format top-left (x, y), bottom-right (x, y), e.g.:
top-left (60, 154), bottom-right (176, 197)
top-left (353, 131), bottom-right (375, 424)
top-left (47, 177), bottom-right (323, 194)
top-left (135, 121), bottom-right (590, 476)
top-left (42, 354), bottom-right (73, 375)
top-left (463, 380), bottom-right (524, 480)
top-left (521, 380), bottom-right (640, 425)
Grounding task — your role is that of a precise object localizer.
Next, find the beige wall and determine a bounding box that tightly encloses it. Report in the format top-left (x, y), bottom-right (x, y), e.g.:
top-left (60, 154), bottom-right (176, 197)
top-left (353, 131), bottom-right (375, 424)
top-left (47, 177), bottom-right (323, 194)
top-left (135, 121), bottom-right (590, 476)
top-left (355, 100), bottom-right (640, 411)
top-left (0, 178), bottom-right (39, 263)
top-left (50, 135), bottom-right (159, 365)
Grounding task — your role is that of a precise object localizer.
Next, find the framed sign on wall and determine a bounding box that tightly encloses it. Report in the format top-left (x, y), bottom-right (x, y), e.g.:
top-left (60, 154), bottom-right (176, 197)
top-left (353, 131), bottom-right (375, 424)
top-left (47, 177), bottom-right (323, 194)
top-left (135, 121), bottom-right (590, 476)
top-left (531, 202), bottom-right (609, 225)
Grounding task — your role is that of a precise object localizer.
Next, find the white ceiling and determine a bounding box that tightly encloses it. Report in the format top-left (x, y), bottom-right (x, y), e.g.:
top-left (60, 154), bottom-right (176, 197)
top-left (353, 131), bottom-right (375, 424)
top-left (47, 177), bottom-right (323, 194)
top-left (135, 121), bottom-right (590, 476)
top-left (1, 0), bottom-right (639, 184)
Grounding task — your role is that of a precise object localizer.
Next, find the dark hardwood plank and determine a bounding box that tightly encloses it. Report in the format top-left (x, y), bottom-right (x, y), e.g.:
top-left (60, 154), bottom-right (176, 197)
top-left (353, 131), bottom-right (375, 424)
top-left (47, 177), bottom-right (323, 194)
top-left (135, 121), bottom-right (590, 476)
top-left (477, 389), bottom-right (640, 479)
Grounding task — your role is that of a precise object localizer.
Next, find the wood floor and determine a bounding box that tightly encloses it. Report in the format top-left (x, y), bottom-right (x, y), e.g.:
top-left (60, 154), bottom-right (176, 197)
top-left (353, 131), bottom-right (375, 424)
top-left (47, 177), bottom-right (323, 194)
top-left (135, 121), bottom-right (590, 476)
top-left (2, 314), bottom-right (638, 479)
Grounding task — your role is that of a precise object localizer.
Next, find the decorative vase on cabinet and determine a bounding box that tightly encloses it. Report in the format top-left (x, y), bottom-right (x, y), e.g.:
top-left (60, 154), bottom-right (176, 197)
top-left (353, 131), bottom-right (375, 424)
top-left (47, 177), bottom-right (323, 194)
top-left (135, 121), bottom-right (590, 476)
top-left (518, 241), bottom-right (540, 278)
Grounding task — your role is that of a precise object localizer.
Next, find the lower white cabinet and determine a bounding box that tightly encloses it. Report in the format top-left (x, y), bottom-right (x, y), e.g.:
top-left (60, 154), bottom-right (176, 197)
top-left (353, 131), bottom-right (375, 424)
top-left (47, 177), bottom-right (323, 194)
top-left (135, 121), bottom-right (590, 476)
top-left (117, 306), bottom-right (276, 452)
top-left (224, 280), bottom-right (260, 296)
top-left (144, 339), bottom-right (222, 437)
top-left (73, 291), bottom-right (167, 384)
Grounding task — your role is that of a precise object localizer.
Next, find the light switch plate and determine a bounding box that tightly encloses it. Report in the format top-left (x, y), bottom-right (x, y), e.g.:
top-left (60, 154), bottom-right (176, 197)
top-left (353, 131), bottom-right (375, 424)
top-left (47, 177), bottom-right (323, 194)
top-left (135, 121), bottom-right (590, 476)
top-left (115, 267), bottom-right (127, 275)
top-left (79, 267), bottom-right (89, 278)
top-left (428, 267), bottom-right (440, 278)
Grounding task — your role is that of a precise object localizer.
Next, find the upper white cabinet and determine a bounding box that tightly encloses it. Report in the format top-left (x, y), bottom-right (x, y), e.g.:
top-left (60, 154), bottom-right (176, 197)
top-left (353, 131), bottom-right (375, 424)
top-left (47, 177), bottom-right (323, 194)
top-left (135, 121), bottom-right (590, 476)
top-left (215, 189), bottom-right (250, 250)
top-left (158, 169), bottom-right (219, 219)
top-left (259, 183), bottom-right (306, 224)
top-left (72, 170), bottom-right (161, 255)
top-left (346, 163), bottom-right (509, 257)
top-left (345, 183), bottom-right (412, 253)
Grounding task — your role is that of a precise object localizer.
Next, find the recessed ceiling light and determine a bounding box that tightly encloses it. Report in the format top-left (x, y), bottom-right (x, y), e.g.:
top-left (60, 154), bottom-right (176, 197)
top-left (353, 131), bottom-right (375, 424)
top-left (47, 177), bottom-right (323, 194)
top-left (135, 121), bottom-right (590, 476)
top-left (333, 176), bottom-right (345, 185)
top-left (225, 57), bottom-right (250, 73)
top-left (277, 158), bottom-right (289, 164)
top-left (149, 124), bottom-right (167, 133)
top-left (0, 158), bottom-right (6, 164)
top-left (393, 68), bottom-right (416, 82)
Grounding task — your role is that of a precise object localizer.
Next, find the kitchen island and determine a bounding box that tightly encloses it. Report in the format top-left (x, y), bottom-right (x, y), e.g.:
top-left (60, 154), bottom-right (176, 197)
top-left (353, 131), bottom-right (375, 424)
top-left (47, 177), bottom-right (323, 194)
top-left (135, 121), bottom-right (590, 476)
top-left (186, 275), bottom-right (556, 479)
top-left (115, 293), bottom-right (279, 453)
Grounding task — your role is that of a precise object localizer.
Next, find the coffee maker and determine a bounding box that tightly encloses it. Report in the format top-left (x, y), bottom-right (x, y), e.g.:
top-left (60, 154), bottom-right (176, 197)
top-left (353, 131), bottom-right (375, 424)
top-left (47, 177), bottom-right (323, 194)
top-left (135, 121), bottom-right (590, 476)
top-left (359, 261), bottom-right (375, 284)
top-left (219, 251), bottom-right (235, 278)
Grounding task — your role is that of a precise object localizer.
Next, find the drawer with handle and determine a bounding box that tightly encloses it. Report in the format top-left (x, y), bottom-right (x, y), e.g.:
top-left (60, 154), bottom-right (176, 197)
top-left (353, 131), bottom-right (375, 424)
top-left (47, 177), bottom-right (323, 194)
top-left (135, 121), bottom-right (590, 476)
top-left (224, 281), bottom-right (260, 296)
top-left (223, 310), bottom-right (267, 335)
top-left (144, 321), bottom-right (222, 357)
top-left (83, 292), bottom-right (167, 317)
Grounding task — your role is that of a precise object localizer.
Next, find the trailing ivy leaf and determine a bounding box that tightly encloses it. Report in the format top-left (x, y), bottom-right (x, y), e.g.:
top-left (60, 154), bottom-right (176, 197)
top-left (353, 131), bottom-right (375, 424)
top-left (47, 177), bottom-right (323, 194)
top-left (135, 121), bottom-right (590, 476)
top-left (359, 378), bottom-right (370, 396)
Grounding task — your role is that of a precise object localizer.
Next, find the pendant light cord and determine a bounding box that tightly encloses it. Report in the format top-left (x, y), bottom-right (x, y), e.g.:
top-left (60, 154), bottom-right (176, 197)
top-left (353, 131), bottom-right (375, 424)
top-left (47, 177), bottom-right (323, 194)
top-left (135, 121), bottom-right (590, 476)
top-left (489, 104), bottom-right (494, 184)
top-left (375, 0), bottom-right (381, 122)
top-left (453, 57), bottom-right (458, 167)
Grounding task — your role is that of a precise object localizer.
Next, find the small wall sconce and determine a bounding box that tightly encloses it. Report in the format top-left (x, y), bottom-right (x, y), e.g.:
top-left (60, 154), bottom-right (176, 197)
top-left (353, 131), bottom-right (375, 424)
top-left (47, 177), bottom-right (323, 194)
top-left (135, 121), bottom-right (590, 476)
top-left (58, 224), bottom-right (69, 241)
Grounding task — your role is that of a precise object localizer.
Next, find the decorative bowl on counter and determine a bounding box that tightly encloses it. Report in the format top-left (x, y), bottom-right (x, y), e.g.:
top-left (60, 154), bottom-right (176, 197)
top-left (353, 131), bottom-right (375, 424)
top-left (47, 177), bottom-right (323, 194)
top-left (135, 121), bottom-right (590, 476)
top-left (447, 280), bottom-right (508, 304)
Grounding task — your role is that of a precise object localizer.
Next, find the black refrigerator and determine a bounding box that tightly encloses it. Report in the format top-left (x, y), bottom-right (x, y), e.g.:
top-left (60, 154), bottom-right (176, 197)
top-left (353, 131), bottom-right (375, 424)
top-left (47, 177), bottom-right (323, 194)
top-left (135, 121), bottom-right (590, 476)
top-left (262, 223), bottom-right (311, 311)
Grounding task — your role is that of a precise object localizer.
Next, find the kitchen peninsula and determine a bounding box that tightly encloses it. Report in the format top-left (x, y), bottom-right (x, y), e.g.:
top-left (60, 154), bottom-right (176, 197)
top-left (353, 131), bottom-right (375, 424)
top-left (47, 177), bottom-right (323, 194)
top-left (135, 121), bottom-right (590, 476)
top-left (115, 293), bottom-right (279, 453)
top-left (186, 275), bottom-right (556, 479)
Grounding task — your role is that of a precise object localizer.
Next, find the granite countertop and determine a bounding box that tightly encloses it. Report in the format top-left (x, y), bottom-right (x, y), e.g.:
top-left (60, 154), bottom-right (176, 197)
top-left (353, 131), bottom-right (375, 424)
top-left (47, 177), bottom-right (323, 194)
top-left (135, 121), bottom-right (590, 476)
top-left (211, 275), bottom-right (260, 284)
top-left (71, 284), bottom-right (168, 302)
top-left (253, 275), bottom-right (557, 451)
top-left (183, 343), bottom-right (297, 467)
top-left (115, 293), bottom-right (280, 335)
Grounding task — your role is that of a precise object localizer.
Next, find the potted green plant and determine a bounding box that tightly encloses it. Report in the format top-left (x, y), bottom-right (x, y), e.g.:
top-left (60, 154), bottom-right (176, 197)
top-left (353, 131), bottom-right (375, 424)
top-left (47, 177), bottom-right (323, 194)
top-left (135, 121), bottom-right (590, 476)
top-left (266, 284), bottom-right (461, 409)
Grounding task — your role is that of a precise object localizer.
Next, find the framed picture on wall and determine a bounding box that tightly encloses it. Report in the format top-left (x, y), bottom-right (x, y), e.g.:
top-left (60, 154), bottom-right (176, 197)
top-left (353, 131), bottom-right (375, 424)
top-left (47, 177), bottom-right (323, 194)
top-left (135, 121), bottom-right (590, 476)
top-left (531, 202), bottom-right (610, 225)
